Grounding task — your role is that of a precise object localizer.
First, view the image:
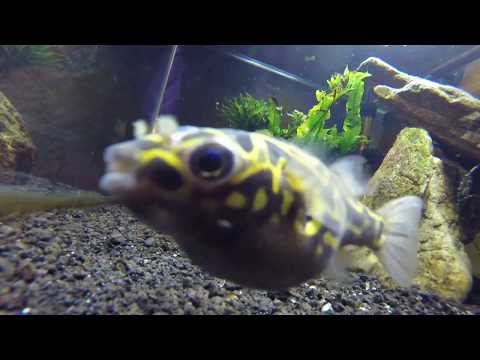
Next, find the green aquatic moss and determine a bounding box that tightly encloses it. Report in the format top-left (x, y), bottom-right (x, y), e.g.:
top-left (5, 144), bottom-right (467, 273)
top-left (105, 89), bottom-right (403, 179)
top-left (0, 45), bottom-right (66, 69)
top-left (220, 67), bottom-right (371, 155)
top-left (219, 93), bottom-right (278, 132)
top-left (296, 67), bottom-right (370, 154)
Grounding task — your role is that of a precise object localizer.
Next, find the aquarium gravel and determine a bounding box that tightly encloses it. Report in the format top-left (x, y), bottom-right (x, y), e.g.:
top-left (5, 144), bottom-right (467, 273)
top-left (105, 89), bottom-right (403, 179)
top-left (0, 205), bottom-right (477, 315)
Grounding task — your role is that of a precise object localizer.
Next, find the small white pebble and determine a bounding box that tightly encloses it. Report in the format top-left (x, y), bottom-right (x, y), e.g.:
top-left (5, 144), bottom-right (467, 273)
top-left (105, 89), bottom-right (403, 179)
top-left (21, 308), bottom-right (31, 315)
top-left (217, 219), bottom-right (233, 229)
top-left (86, 299), bottom-right (91, 304)
top-left (321, 303), bottom-right (333, 313)
top-left (365, 282), bottom-right (370, 291)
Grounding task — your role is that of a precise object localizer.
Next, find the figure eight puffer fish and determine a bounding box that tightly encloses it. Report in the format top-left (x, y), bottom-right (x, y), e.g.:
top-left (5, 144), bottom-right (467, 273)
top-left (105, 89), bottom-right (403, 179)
top-left (99, 116), bottom-right (423, 290)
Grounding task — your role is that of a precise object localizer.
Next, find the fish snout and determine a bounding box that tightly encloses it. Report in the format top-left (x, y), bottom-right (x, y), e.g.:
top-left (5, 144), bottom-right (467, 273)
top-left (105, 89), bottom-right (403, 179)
top-left (99, 141), bottom-right (144, 195)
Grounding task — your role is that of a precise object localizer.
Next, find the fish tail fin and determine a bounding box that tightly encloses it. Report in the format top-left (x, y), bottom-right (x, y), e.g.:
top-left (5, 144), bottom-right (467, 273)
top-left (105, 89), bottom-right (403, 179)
top-left (375, 196), bottom-right (423, 287)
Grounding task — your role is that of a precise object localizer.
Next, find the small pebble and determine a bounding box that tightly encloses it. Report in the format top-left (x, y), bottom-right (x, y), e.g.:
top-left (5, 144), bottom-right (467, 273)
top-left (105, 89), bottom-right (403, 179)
top-left (35, 229), bottom-right (54, 242)
top-left (110, 230), bottom-right (127, 245)
top-left (143, 237), bottom-right (155, 247)
top-left (0, 257), bottom-right (15, 279)
top-left (321, 303), bottom-right (334, 314)
top-left (73, 272), bottom-right (87, 280)
top-left (20, 308), bottom-right (32, 315)
top-left (16, 261), bottom-right (36, 282)
top-left (182, 278), bottom-right (193, 288)
top-left (0, 225), bottom-right (15, 236)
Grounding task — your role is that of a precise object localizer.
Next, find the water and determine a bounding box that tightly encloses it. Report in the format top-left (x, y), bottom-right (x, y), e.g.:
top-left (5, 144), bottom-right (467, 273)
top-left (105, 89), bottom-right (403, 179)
top-left (0, 45), bottom-right (479, 314)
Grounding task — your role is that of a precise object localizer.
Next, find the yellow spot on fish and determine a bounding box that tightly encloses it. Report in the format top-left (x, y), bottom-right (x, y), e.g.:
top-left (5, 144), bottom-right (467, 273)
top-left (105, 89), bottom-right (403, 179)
top-left (225, 192), bottom-right (247, 209)
top-left (269, 214), bottom-right (280, 224)
top-left (253, 187), bottom-right (268, 211)
top-left (324, 232), bottom-right (338, 249)
top-left (373, 235), bottom-right (385, 250)
top-left (315, 244), bottom-right (324, 257)
top-left (140, 148), bottom-right (183, 170)
top-left (349, 198), bottom-right (365, 214)
top-left (272, 158), bottom-right (286, 194)
top-left (230, 152), bottom-right (285, 195)
top-left (281, 190), bottom-right (294, 216)
top-left (350, 224), bottom-right (363, 237)
top-left (143, 134), bottom-right (165, 144)
top-left (174, 137), bottom-right (206, 153)
top-left (304, 219), bottom-right (321, 237)
top-left (285, 172), bottom-right (304, 193)
top-left (294, 219), bottom-right (304, 234)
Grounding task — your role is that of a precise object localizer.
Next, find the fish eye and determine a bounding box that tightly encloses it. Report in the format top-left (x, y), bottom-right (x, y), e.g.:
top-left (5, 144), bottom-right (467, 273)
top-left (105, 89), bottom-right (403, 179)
top-left (190, 144), bottom-right (233, 180)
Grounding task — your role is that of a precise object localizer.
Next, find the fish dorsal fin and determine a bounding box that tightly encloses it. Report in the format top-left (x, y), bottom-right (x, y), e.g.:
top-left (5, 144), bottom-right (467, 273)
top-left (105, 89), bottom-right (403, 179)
top-left (133, 116), bottom-right (179, 139)
top-left (151, 115), bottom-right (179, 135)
top-left (329, 155), bottom-right (369, 198)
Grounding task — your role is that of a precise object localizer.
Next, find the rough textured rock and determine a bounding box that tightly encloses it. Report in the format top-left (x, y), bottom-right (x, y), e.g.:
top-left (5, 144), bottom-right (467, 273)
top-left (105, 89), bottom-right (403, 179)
top-left (358, 57), bottom-right (480, 163)
top-left (0, 91), bottom-right (35, 173)
top-left (344, 128), bottom-right (472, 302)
top-left (0, 46), bottom-right (161, 190)
top-left (458, 164), bottom-right (480, 303)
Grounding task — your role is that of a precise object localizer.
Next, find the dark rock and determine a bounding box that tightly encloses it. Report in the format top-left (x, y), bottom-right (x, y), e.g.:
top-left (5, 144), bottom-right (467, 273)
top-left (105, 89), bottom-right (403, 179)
top-left (0, 257), bottom-right (15, 279)
top-left (182, 277), bottom-right (193, 289)
top-left (358, 57), bottom-right (480, 162)
top-left (73, 271), bottom-right (87, 280)
top-left (109, 230), bottom-right (127, 245)
top-left (15, 261), bottom-right (36, 282)
top-left (372, 294), bottom-right (384, 304)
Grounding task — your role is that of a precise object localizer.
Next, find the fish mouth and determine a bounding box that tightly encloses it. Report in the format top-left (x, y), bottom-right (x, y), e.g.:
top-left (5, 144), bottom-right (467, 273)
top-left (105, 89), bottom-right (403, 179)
top-left (99, 141), bottom-right (142, 195)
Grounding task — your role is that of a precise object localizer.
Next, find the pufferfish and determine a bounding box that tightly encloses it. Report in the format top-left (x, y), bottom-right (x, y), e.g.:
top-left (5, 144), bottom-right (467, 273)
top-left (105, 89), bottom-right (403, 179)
top-left (100, 116), bottom-right (423, 290)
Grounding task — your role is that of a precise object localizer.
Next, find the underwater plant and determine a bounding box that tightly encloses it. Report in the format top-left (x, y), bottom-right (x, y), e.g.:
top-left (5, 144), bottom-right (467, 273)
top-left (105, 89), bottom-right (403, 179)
top-left (220, 67), bottom-right (370, 155)
top-left (0, 45), bottom-right (66, 70)
top-left (219, 93), bottom-right (282, 132)
top-left (295, 67), bottom-right (370, 154)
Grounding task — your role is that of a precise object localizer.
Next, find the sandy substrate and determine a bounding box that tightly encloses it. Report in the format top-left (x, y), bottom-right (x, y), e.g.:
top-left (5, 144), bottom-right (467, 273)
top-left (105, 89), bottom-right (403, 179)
top-left (0, 205), bottom-right (477, 315)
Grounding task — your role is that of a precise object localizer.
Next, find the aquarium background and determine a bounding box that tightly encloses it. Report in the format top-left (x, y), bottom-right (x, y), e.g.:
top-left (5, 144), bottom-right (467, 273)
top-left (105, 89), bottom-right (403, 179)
top-left (0, 45), bottom-right (474, 190)
top-left (1, 45), bottom-right (480, 314)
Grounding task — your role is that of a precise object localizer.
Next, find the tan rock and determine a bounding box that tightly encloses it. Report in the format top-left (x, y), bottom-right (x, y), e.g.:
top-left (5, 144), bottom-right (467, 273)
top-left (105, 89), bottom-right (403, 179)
top-left (358, 57), bottom-right (480, 162)
top-left (345, 127), bottom-right (472, 302)
top-left (0, 91), bottom-right (35, 172)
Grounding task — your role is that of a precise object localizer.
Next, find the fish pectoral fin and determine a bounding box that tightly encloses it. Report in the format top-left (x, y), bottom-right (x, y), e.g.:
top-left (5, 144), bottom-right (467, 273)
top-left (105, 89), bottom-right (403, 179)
top-left (329, 155), bottom-right (370, 198)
